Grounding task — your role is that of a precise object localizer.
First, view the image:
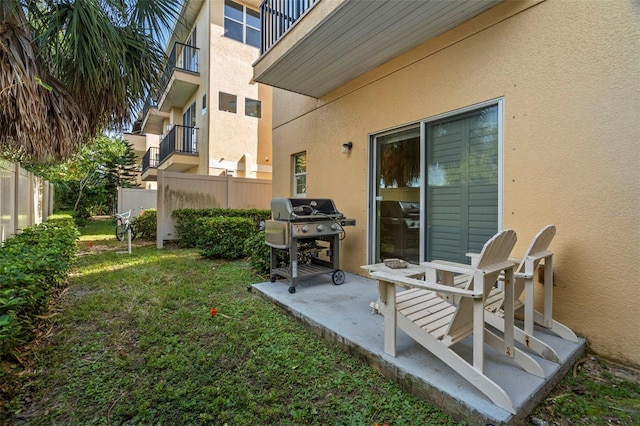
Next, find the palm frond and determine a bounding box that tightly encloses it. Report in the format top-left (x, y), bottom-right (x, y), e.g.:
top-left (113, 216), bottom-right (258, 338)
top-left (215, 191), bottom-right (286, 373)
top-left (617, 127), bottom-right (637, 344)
top-left (1, 0), bottom-right (180, 162)
top-left (0, 18), bottom-right (87, 161)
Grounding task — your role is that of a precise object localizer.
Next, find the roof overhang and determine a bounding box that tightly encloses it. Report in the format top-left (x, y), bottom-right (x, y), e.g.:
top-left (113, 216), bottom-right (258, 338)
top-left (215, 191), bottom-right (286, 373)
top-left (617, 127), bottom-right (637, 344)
top-left (253, 0), bottom-right (503, 98)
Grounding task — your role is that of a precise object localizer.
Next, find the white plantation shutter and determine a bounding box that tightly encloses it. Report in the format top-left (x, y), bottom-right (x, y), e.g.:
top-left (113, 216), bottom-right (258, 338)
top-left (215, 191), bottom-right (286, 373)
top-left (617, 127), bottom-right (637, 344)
top-left (425, 105), bottom-right (498, 263)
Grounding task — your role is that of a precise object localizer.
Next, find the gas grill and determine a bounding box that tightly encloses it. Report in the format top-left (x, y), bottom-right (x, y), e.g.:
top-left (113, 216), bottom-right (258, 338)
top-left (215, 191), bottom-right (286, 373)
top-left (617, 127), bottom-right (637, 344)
top-left (265, 198), bottom-right (356, 293)
top-left (379, 200), bottom-right (420, 263)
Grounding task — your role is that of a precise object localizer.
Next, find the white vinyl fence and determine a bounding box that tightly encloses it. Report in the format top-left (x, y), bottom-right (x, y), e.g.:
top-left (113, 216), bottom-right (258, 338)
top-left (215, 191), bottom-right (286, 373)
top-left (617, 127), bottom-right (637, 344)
top-left (0, 160), bottom-right (54, 244)
top-left (156, 170), bottom-right (272, 248)
top-left (116, 188), bottom-right (157, 218)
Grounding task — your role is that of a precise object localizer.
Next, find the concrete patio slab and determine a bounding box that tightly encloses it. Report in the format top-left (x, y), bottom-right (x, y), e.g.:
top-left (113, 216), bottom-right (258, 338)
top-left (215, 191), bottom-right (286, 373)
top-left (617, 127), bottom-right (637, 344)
top-left (252, 272), bottom-right (586, 426)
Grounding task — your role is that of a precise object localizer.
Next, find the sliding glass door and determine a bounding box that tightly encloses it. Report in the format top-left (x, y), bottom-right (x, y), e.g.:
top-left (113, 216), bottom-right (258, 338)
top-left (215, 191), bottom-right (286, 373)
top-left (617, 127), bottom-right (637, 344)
top-left (371, 126), bottom-right (421, 264)
top-left (370, 101), bottom-right (501, 264)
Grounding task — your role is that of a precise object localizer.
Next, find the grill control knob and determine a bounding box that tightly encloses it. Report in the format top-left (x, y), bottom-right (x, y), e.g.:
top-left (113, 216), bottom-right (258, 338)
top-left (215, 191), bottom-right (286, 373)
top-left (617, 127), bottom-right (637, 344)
top-left (301, 225), bottom-right (309, 233)
top-left (316, 224), bottom-right (324, 232)
top-left (331, 224), bottom-right (339, 231)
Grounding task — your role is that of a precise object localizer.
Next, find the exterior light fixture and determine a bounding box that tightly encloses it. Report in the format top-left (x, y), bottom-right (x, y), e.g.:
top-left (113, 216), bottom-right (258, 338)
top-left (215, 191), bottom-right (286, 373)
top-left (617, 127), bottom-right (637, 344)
top-left (342, 142), bottom-right (353, 154)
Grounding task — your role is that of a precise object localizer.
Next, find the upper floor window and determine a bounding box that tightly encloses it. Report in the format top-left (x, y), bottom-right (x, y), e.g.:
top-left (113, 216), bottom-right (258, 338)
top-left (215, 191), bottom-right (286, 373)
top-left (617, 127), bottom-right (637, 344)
top-left (224, 0), bottom-right (261, 48)
top-left (245, 98), bottom-right (262, 118)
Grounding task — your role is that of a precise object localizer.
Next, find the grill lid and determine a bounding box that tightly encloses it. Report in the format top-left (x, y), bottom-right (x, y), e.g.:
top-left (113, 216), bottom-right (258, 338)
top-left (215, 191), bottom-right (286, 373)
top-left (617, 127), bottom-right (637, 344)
top-left (271, 197), bottom-right (343, 221)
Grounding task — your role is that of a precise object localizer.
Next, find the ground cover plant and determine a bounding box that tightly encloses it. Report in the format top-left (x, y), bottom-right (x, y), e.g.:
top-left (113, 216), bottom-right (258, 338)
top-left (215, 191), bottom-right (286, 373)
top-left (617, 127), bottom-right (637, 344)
top-left (2, 217), bottom-right (639, 425)
top-left (0, 215), bottom-right (78, 359)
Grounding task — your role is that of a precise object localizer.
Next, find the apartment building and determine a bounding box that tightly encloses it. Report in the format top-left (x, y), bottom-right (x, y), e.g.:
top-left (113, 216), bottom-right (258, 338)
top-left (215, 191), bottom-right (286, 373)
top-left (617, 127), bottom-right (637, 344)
top-left (252, 0), bottom-right (640, 368)
top-left (128, 0), bottom-right (272, 189)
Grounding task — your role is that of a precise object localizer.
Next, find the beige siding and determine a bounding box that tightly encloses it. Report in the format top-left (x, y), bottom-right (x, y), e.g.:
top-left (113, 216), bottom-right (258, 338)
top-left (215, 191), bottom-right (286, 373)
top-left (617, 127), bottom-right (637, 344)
top-left (269, 0), bottom-right (640, 366)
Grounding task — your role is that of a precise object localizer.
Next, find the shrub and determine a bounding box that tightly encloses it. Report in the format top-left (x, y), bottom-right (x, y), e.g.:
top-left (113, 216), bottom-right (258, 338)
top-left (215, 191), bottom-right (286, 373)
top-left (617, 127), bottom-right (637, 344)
top-left (0, 216), bottom-right (79, 359)
top-left (132, 209), bottom-right (156, 240)
top-left (71, 209), bottom-right (91, 227)
top-left (195, 217), bottom-right (256, 259)
top-left (243, 232), bottom-right (313, 277)
top-left (244, 231), bottom-right (272, 276)
top-left (172, 208), bottom-right (271, 248)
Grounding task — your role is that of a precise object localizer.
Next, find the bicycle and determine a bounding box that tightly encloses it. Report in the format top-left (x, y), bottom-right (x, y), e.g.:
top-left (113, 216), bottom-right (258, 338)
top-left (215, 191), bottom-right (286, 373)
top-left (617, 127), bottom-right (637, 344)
top-left (114, 209), bottom-right (137, 241)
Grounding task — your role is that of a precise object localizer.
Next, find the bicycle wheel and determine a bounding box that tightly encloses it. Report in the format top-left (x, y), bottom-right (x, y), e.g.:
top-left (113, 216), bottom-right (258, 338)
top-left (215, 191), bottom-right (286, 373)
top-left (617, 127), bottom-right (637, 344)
top-left (130, 225), bottom-right (137, 241)
top-left (115, 224), bottom-right (125, 241)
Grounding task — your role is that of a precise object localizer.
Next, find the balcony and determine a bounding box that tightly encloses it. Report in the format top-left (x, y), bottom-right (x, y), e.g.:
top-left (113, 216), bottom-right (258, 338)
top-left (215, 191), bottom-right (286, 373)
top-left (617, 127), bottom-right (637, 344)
top-left (158, 125), bottom-right (200, 172)
top-left (157, 42), bottom-right (201, 112)
top-left (140, 95), bottom-right (170, 135)
top-left (141, 147), bottom-right (160, 181)
top-left (260, 0), bottom-right (319, 55)
top-left (254, 0), bottom-right (503, 98)
top-left (123, 133), bottom-right (147, 157)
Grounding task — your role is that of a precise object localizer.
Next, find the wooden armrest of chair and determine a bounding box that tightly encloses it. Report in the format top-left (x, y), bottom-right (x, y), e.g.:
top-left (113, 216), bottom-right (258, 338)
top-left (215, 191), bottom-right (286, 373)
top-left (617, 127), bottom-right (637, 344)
top-left (421, 260), bottom-right (474, 275)
top-left (371, 271), bottom-right (482, 298)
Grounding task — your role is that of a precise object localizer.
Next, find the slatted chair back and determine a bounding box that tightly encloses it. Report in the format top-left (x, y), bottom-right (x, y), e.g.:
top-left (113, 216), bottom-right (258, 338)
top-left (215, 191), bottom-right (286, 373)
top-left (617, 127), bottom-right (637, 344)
top-left (516, 225), bottom-right (556, 273)
top-left (445, 229), bottom-right (517, 344)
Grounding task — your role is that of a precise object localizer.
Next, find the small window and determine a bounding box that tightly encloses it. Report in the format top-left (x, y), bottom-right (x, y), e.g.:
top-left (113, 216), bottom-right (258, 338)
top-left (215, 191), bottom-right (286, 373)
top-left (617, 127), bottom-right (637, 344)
top-left (293, 152), bottom-right (306, 197)
top-left (202, 94), bottom-right (207, 115)
top-left (245, 98), bottom-right (262, 118)
top-left (219, 92), bottom-right (237, 113)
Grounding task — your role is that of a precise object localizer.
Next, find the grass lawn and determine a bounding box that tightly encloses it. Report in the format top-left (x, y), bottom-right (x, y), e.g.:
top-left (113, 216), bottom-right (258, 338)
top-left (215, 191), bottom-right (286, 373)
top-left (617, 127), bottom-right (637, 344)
top-left (3, 219), bottom-right (460, 425)
top-left (2, 218), bottom-right (639, 425)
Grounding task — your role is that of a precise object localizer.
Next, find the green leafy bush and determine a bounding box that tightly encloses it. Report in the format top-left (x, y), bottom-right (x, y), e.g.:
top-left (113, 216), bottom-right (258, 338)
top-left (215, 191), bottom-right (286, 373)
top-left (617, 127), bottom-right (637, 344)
top-left (0, 216), bottom-right (79, 359)
top-left (244, 231), bottom-right (271, 275)
top-left (132, 209), bottom-right (156, 240)
top-left (195, 217), bottom-right (256, 259)
top-left (244, 231), bottom-right (291, 276)
top-left (172, 208), bottom-right (270, 248)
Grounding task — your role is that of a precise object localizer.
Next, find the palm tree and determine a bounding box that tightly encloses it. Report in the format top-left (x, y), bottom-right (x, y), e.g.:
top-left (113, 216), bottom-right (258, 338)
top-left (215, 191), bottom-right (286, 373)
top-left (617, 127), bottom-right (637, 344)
top-left (0, 0), bottom-right (181, 162)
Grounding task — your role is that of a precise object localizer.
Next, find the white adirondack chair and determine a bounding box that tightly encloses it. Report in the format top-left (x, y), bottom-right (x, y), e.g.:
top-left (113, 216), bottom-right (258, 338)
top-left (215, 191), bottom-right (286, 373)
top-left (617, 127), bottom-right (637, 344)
top-left (484, 225), bottom-right (578, 348)
top-left (371, 230), bottom-right (545, 414)
top-left (427, 226), bottom-right (578, 363)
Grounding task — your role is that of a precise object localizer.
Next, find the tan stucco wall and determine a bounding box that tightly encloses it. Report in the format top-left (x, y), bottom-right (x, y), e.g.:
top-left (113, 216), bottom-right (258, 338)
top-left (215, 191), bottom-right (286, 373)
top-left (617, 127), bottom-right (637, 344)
top-left (207, 0), bottom-right (272, 178)
top-left (256, 83), bottom-right (273, 178)
top-left (269, 0), bottom-right (640, 366)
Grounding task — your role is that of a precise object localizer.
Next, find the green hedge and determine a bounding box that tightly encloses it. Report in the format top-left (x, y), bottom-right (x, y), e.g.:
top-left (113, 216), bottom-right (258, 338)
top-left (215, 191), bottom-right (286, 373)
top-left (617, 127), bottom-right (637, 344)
top-left (172, 208), bottom-right (271, 248)
top-left (0, 216), bottom-right (79, 359)
top-left (196, 217), bottom-right (256, 259)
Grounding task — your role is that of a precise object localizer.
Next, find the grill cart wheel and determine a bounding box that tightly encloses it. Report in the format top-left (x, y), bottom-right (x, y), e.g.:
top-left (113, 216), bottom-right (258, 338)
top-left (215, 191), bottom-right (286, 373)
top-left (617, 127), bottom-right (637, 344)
top-left (270, 275), bottom-right (276, 283)
top-left (332, 270), bottom-right (345, 285)
top-left (288, 286), bottom-right (296, 294)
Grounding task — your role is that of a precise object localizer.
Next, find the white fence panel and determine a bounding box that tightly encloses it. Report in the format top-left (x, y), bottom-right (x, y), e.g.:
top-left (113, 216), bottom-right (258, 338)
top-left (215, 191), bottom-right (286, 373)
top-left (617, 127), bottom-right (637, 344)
top-left (117, 188), bottom-right (157, 218)
top-left (0, 161), bottom-right (52, 244)
top-left (17, 167), bottom-right (31, 231)
top-left (0, 160), bottom-right (16, 242)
